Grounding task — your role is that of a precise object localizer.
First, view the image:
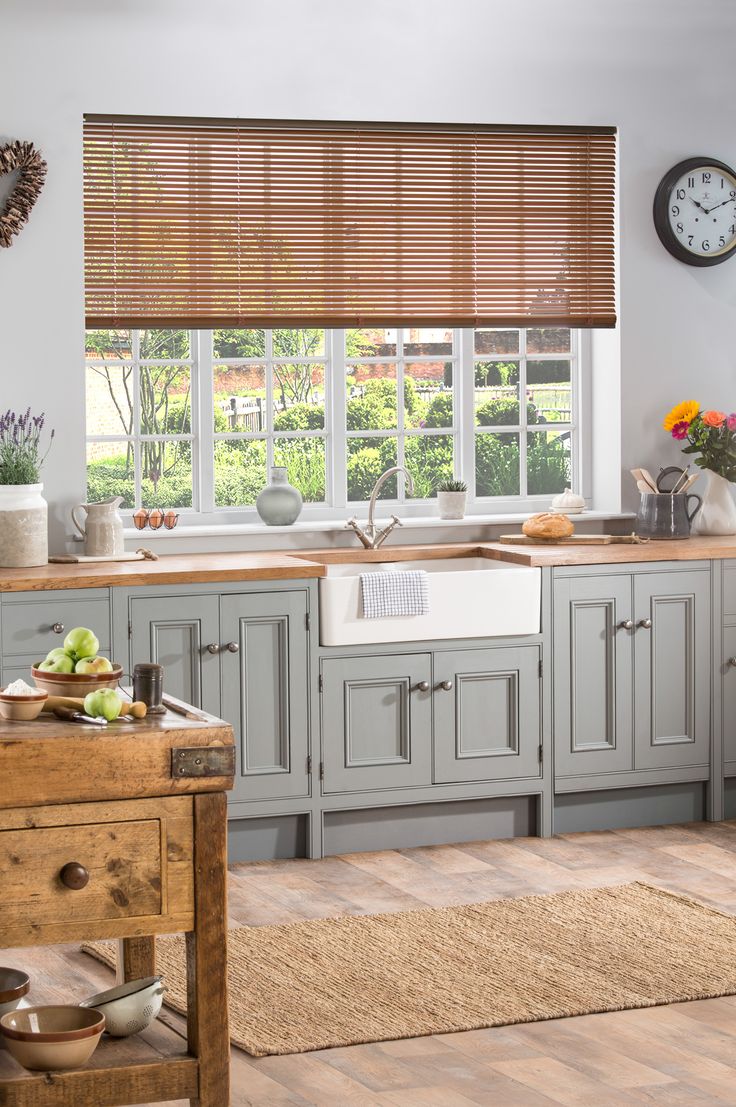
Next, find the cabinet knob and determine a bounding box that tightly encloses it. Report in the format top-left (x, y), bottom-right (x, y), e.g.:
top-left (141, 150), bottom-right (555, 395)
top-left (206, 642), bottom-right (220, 654)
top-left (225, 641), bottom-right (240, 653)
top-left (59, 862), bottom-right (89, 890)
top-left (728, 657), bottom-right (736, 668)
top-left (617, 619), bottom-right (634, 631)
top-left (637, 618), bottom-right (652, 630)
top-left (437, 680), bottom-right (454, 692)
top-left (413, 680), bottom-right (429, 692)
top-left (51, 622), bottom-right (64, 635)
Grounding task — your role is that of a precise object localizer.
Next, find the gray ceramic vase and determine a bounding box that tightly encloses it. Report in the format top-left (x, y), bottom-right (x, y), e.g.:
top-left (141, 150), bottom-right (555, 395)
top-left (256, 467), bottom-right (303, 526)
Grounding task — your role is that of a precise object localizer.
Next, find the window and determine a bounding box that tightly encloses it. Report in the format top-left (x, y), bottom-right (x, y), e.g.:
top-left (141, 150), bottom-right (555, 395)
top-left (85, 326), bottom-right (583, 521)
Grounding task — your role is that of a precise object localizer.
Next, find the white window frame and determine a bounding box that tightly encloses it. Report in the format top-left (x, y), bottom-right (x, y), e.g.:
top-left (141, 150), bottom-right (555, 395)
top-left (85, 327), bottom-right (590, 524)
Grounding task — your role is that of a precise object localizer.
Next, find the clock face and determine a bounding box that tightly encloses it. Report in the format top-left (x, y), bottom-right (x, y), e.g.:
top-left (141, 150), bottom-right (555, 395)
top-left (654, 158), bottom-right (736, 266)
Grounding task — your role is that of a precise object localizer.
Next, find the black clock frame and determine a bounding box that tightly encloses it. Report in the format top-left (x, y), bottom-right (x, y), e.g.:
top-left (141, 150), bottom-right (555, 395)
top-left (653, 156), bottom-right (736, 267)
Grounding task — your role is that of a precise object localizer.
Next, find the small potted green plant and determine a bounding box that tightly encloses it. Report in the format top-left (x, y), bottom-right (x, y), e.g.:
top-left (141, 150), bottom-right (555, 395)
top-left (436, 479), bottom-right (468, 520)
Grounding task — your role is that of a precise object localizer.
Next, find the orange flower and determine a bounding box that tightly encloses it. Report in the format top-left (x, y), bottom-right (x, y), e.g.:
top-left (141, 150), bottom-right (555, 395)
top-left (702, 410), bottom-right (726, 428)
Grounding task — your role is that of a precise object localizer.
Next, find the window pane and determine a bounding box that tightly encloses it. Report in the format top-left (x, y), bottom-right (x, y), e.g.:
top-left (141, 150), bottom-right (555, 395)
top-left (526, 327), bottom-right (571, 354)
top-left (403, 328), bottom-right (453, 357)
top-left (140, 441), bottom-right (192, 508)
top-left (405, 363), bottom-right (453, 429)
top-left (475, 364), bottom-right (521, 426)
top-left (272, 364), bottom-right (325, 429)
top-left (214, 364), bottom-right (267, 432)
top-left (274, 437), bottom-right (326, 502)
top-left (527, 430), bottom-right (572, 495)
top-left (346, 367), bottom-right (398, 431)
top-left (86, 441), bottom-right (134, 509)
top-left (86, 365), bottom-right (133, 437)
top-left (273, 328), bottom-right (325, 357)
top-left (214, 438), bottom-right (267, 507)
top-left (347, 436), bottom-right (397, 501)
top-left (474, 329), bottom-right (519, 356)
top-left (405, 434), bottom-right (454, 498)
top-left (213, 329), bottom-right (265, 359)
top-left (346, 328), bottom-right (396, 358)
top-left (139, 366), bottom-right (191, 436)
top-left (475, 433), bottom-right (520, 496)
top-left (527, 360), bottom-right (571, 424)
top-left (140, 329), bottom-right (190, 360)
top-left (85, 330), bottom-right (132, 358)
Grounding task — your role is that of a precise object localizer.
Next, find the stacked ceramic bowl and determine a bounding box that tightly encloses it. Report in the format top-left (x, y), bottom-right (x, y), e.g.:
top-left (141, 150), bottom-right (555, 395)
top-left (0, 1006), bottom-right (105, 1070)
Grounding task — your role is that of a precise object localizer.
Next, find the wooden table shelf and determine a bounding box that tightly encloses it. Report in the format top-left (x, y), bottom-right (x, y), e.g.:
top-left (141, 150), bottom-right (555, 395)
top-left (0, 705), bottom-right (235, 1107)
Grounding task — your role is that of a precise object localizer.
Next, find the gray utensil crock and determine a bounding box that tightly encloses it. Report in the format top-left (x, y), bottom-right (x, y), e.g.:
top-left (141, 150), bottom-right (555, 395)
top-left (636, 492), bottom-right (702, 539)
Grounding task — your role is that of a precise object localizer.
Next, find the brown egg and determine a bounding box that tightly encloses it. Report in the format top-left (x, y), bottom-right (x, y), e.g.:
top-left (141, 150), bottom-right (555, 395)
top-left (163, 510), bottom-right (179, 530)
top-left (147, 508), bottom-right (164, 530)
top-left (133, 508), bottom-right (149, 531)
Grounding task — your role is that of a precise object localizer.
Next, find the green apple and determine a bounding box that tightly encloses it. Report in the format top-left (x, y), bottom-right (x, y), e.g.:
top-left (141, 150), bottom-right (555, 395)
top-left (63, 627), bottom-right (99, 662)
top-left (44, 647), bottom-right (73, 664)
top-left (83, 689), bottom-right (123, 722)
top-left (38, 654), bottom-right (75, 674)
top-left (74, 656), bottom-right (113, 675)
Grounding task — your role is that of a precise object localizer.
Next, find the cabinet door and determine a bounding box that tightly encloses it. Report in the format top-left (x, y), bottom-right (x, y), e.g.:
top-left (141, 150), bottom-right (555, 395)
top-left (321, 653), bottom-right (432, 793)
top-left (723, 627), bottom-right (736, 771)
top-left (433, 646), bottom-right (541, 783)
top-left (553, 575), bottom-right (634, 776)
top-left (129, 594), bottom-right (220, 714)
top-left (633, 570), bottom-right (710, 769)
top-left (221, 591), bottom-right (310, 803)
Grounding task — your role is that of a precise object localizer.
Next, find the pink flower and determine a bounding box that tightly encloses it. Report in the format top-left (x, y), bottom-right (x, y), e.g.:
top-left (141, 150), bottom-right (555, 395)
top-left (727, 414), bottom-right (736, 432)
top-left (671, 421), bottom-right (690, 440)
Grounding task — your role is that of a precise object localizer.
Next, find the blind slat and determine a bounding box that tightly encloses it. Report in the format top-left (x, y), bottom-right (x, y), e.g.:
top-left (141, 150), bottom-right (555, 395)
top-left (83, 117), bottom-right (617, 329)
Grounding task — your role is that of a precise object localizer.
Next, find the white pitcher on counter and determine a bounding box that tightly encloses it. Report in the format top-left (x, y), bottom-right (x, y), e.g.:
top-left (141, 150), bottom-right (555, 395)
top-left (72, 496), bottom-right (125, 557)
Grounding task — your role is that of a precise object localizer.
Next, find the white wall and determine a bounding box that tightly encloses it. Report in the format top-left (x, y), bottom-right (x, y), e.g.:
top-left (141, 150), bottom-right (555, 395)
top-left (3, 0), bottom-right (736, 548)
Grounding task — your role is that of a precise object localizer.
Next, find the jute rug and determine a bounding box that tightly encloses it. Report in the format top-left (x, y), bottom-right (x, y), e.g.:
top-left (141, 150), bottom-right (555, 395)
top-left (82, 882), bottom-right (736, 1056)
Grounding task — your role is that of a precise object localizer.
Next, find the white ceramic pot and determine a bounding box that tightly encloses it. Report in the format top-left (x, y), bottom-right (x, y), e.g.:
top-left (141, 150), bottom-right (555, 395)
top-left (692, 470), bottom-right (736, 535)
top-left (256, 467), bottom-right (303, 526)
top-left (0, 483), bottom-right (48, 567)
top-left (437, 490), bottom-right (467, 520)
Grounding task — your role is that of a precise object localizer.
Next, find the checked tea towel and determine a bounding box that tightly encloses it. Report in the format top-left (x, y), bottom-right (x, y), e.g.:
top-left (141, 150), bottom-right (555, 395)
top-left (360, 569), bottom-right (429, 618)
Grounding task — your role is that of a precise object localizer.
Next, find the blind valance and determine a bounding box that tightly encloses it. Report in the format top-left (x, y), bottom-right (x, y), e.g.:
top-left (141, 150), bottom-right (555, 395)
top-left (83, 116), bottom-right (617, 330)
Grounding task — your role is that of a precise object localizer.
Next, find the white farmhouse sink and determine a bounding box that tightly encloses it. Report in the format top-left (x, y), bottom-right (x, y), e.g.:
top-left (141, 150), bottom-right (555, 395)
top-left (318, 558), bottom-right (541, 645)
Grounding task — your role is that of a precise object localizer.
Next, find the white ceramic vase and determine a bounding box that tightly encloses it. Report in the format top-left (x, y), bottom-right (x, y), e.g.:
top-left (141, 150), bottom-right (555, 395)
top-left (0, 482), bottom-right (48, 567)
top-left (256, 467), bottom-right (303, 526)
top-left (437, 490), bottom-right (467, 520)
top-left (692, 470), bottom-right (736, 535)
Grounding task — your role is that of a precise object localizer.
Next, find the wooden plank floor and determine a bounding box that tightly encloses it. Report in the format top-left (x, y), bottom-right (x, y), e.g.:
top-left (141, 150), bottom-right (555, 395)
top-left (6, 820), bottom-right (736, 1106)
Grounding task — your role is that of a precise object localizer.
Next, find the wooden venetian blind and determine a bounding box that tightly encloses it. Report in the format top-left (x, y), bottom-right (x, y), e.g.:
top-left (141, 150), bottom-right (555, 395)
top-left (83, 116), bottom-right (617, 329)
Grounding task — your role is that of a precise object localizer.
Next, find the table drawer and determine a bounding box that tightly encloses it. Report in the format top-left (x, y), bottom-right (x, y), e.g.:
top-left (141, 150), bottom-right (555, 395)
top-left (0, 798), bottom-right (194, 945)
top-left (2, 597), bottom-right (110, 658)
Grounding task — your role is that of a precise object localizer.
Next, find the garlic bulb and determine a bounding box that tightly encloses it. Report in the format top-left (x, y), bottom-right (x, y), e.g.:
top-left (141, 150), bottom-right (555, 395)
top-left (550, 487), bottom-right (585, 514)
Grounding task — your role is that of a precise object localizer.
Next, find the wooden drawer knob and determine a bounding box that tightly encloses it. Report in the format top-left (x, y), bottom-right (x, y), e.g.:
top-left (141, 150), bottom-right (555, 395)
top-left (59, 862), bottom-right (89, 890)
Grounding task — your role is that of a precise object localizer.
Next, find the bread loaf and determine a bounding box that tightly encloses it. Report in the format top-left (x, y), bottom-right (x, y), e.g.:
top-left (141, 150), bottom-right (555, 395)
top-left (522, 512), bottom-right (574, 539)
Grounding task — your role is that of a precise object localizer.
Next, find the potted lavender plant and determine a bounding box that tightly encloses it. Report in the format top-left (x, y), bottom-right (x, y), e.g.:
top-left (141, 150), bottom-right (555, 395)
top-left (0, 409), bottom-right (54, 567)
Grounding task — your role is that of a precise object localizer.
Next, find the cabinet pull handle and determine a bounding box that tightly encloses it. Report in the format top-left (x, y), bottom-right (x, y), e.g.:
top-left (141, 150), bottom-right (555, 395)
top-left (225, 641), bottom-right (240, 653)
top-left (617, 619), bottom-right (634, 630)
top-left (728, 657), bottom-right (736, 667)
top-left (59, 862), bottom-right (89, 890)
top-left (437, 680), bottom-right (454, 692)
top-left (637, 618), bottom-right (652, 630)
top-left (206, 642), bottom-right (220, 654)
top-left (413, 680), bottom-right (429, 692)
top-left (51, 622), bottom-right (64, 635)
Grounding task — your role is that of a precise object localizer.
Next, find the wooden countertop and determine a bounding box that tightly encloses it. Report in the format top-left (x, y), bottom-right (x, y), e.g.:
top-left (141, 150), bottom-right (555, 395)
top-left (1, 537), bottom-right (736, 592)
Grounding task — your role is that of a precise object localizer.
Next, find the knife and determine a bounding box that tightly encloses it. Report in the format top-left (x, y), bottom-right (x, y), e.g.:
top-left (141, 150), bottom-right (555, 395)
top-left (53, 706), bottom-right (108, 726)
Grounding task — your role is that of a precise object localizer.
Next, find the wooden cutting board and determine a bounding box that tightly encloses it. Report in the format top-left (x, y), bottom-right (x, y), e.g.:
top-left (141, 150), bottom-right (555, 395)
top-left (499, 533), bottom-right (648, 545)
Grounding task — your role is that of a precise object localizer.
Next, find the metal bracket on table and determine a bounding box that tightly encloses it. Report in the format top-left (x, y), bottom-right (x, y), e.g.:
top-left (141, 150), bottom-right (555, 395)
top-left (171, 746), bottom-right (236, 779)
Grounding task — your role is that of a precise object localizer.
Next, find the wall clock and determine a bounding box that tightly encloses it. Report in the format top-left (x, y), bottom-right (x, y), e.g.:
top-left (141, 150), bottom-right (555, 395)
top-left (653, 157), bottom-right (736, 266)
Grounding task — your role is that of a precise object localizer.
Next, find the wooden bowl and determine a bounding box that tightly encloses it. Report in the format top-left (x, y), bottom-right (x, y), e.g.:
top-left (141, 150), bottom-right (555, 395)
top-left (0, 1005), bottom-right (105, 1071)
top-left (31, 664), bottom-right (123, 699)
top-left (0, 688), bottom-right (48, 721)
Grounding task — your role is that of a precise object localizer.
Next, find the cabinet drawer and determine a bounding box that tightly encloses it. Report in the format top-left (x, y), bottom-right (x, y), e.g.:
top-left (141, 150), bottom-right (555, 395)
top-left (0, 798), bottom-right (194, 946)
top-left (2, 597), bottom-right (110, 658)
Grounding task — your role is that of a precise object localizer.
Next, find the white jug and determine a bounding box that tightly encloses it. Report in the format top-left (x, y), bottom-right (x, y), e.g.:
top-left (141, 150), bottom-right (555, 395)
top-left (72, 496), bottom-right (125, 557)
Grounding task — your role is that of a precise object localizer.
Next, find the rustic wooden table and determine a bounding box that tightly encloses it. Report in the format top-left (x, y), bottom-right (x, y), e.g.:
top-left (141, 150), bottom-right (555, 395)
top-left (0, 702), bottom-right (235, 1106)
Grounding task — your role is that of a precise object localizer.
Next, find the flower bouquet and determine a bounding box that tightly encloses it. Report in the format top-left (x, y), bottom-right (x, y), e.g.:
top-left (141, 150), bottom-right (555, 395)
top-left (663, 401), bottom-right (736, 534)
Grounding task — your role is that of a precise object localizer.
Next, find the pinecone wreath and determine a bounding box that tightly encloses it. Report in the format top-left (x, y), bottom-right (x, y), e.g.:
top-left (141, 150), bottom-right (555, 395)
top-left (0, 141), bottom-right (47, 248)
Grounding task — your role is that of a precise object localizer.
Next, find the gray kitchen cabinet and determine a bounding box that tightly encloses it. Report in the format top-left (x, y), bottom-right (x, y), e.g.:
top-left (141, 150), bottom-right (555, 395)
top-left (433, 646), bottom-right (541, 783)
top-left (633, 570), bottom-right (710, 769)
top-left (221, 591), bottom-right (310, 803)
top-left (553, 574), bottom-right (634, 776)
top-left (722, 626), bottom-right (736, 771)
top-left (129, 593), bottom-right (221, 713)
top-left (321, 653), bottom-right (433, 793)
